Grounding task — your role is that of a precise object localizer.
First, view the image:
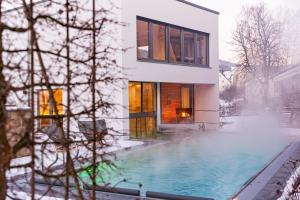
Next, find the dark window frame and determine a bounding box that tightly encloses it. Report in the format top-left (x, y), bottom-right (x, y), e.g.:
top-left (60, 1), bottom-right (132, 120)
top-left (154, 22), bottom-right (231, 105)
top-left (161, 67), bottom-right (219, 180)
top-left (136, 16), bottom-right (210, 68)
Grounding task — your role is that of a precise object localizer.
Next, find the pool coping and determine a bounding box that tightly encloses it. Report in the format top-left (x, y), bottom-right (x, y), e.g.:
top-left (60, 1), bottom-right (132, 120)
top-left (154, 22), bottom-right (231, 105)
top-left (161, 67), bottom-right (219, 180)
top-left (231, 141), bottom-right (300, 200)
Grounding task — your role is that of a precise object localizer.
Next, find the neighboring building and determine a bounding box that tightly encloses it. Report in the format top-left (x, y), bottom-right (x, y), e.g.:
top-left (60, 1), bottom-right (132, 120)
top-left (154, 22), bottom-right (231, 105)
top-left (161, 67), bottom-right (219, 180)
top-left (9, 0), bottom-right (220, 139)
top-left (244, 63), bottom-right (300, 107)
top-left (244, 78), bottom-right (263, 105)
top-left (232, 66), bottom-right (248, 90)
top-left (219, 60), bottom-right (236, 92)
top-left (272, 63), bottom-right (300, 107)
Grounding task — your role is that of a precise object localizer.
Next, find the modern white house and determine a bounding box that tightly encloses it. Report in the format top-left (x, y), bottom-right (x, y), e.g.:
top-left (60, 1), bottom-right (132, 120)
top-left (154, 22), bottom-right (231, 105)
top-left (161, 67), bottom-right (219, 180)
top-left (7, 0), bottom-right (220, 140)
top-left (120, 0), bottom-right (220, 138)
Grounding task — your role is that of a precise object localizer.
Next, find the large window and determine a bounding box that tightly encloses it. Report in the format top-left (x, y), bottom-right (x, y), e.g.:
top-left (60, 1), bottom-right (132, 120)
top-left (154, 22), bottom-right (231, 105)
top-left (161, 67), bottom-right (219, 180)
top-left (38, 89), bottom-right (63, 128)
top-left (136, 17), bottom-right (209, 67)
top-left (196, 34), bottom-right (208, 65)
top-left (151, 23), bottom-right (166, 61)
top-left (183, 31), bottom-right (195, 64)
top-left (137, 19), bottom-right (166, 61)
top-left (129, 82), bottom-right (157, 138)
top-left (143, 83), bottom-right (156, 112)
top-left (129, 82), bottom-right (142, 113)
top-left (161, 83), bottom-right (193, 124)
top-left (137, 20), bottom-right (149, 59)
top-left (169, 27), bottom-right (181, 63)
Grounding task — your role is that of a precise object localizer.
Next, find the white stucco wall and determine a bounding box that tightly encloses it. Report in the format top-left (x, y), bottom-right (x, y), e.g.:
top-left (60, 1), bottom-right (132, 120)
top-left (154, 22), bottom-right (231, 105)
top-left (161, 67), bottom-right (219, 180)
top-left (194, 84), bottom-right (219, 129)
top-left (121, 0), bottom-right (219, 84)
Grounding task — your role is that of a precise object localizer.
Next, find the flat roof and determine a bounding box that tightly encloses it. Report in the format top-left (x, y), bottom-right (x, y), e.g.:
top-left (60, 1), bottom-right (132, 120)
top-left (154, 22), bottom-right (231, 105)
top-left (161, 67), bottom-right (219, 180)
top-left (175, 0), bottom-right (219, 15)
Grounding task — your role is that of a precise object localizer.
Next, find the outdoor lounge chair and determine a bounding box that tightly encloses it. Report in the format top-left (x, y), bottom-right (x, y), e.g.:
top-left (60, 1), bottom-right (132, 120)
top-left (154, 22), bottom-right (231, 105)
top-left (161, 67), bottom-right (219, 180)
top-left (41, 124), bottom-right (74, 151)
top-left (78, 119), bottom-right (108, 142)
top-left (42, 125), bottom-right (64, 144)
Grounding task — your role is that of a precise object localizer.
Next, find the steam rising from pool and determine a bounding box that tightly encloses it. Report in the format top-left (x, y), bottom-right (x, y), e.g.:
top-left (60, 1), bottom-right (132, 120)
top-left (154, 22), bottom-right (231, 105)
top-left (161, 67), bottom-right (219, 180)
top-left (111, 114), bottom-right (295, 200)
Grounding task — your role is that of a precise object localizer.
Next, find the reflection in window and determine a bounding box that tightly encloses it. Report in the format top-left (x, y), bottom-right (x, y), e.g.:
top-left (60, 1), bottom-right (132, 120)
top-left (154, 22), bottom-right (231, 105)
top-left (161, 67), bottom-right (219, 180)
top-left (129, 82), bottom-right (141, 113)
top-left (129, 82), bottom-right (157, 139)
top-left (183, 31), bottom-right (195, 64)
top-left (130, 117), bottom-right (156, 139)
top-left (151, 23), bottom-right (166, 61)
top-left (169, 27), bottom-right (181, 63)
top-left (137, 20), bottom-right (149, 59)
top-left (161, 83), bottom-right (194, 124)
top-left (143, 83), bottom-right (156, 112)
top-left (136, 18), bottom-right (209, 67)
top-left (181, 87), bottom-right (190, 108)
top-left (197, 34), bottom-right (208, 65)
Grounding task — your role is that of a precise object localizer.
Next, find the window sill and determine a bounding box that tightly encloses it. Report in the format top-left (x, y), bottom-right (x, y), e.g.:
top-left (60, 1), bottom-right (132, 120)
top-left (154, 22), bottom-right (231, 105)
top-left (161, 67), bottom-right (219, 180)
top-left (137, 59), bottom-right (211, 69)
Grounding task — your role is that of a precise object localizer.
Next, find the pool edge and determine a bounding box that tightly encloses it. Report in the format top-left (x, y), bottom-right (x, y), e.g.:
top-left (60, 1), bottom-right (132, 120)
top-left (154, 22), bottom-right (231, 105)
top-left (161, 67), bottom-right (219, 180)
top-left (230, 141), bottom-right (300, 200)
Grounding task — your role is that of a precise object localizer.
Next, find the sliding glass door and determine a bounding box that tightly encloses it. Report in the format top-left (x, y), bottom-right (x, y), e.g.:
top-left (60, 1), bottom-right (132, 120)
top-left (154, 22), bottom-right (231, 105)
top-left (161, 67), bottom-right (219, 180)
top-left (161, 83), bottom-right (194, 124)
top-left (129, 82), bottom-right (157, 138)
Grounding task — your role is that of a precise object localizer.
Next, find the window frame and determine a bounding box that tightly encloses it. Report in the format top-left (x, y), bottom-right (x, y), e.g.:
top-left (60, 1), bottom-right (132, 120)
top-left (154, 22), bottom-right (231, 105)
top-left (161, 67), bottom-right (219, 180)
top-left (182, 29), bottom-right (196, 65)
top-left (169, 25), bottom-right (182, 63)
top-left (196, 32), bottom-right (209, 66)
top-left (136, 16), bottom-right (210, 68)
top-left (136, 18), bottom-right (150, 60)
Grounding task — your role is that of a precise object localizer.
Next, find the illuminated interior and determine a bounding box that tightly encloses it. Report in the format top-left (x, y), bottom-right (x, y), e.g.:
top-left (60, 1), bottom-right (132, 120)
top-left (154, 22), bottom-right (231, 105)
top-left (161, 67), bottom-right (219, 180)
top-left (161, 83), bottom-right (193, 124)
top-left (129, 82), bottom-right (156, 138)
top-left (39, 89), bottom-right (63, 128)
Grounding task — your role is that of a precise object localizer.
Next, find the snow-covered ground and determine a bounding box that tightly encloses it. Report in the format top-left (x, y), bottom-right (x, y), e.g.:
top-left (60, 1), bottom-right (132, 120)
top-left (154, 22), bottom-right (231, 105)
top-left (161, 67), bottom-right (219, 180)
top-left (7, 138), bottom-right (144, 178)
top-left (277, 164), bottom-right (300, 200)
top-left (7, 191), bottom-right (64, 200)
top-left (6, 136), bottom-right (144, 200)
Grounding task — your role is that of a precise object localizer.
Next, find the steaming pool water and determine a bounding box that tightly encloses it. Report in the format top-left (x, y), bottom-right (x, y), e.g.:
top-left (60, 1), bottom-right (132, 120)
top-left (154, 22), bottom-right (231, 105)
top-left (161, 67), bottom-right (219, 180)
top-left (110, 129), bottom-right (293, 200)
top-left (80, 116), bottom-right (295, 200)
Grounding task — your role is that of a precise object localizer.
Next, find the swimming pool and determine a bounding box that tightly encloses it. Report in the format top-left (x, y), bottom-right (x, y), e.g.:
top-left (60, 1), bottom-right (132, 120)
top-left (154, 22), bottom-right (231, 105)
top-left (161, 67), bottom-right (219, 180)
top-left (79, 116), bottom-right (294, 199)
top-left (111, 128), bottom-right (292, 200)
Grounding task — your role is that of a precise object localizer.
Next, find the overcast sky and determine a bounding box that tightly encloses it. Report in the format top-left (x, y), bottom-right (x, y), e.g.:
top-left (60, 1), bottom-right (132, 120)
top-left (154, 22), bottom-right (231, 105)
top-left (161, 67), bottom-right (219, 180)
top-left (187, 0), bottom-right (300, 62)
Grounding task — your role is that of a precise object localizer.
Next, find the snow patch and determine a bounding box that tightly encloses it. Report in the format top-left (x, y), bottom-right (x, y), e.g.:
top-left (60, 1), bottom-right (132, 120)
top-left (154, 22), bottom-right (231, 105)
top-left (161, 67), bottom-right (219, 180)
top-left (277, 164), bottom-right (300, 200)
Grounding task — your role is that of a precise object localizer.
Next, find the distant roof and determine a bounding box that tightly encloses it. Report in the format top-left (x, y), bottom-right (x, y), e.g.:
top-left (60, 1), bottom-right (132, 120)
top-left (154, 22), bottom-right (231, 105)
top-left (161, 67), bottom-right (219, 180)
top-left (175, 0), bottom-right (219, 15)
top-left (219, 60), bottom-right (236, 72)
top-left (273, 63), bottom-right (300, 78)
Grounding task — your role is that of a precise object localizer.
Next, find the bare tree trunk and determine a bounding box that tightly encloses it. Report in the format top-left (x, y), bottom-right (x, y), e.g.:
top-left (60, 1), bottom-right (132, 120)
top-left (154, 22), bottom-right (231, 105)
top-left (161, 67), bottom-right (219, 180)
top-left (0, 0), bottom-right (12, 198)
top-left (0, 74), bottom-right (10, 200)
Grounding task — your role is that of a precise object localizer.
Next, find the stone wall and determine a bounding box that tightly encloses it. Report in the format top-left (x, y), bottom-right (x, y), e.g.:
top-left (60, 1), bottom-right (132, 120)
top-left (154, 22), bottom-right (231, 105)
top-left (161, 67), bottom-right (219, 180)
top-left (6, 109), bottom-right (31, 157)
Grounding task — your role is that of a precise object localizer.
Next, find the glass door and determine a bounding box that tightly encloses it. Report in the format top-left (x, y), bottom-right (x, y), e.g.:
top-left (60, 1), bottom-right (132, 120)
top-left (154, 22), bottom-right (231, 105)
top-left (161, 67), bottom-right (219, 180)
top-left (129, 82), bottom-right (156, 138)
top-left (161, 83), bottom-right (194, 124)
